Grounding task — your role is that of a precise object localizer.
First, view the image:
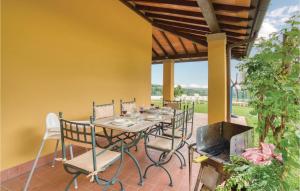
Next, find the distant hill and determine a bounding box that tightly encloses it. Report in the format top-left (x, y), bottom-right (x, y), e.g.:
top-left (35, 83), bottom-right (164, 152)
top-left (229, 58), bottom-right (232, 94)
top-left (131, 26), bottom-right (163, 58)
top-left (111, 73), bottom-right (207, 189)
top-left (152, 84), bottom-right (248, 101)
top-left (152, 84), bottom-right (207, 96)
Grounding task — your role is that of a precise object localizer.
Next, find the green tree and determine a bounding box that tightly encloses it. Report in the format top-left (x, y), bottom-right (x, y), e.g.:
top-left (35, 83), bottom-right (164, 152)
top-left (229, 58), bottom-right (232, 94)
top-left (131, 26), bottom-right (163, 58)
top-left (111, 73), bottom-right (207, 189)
top-left (237, 15), bottom-right (300, 190)
top-left (174, 85), bottom-right (184, 97)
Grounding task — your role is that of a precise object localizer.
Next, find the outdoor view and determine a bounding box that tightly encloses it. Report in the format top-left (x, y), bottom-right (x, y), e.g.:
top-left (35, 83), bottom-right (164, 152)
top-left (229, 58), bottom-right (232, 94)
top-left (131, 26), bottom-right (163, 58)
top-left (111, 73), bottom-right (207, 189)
top-left (151, 1), bottom-right (300, 190)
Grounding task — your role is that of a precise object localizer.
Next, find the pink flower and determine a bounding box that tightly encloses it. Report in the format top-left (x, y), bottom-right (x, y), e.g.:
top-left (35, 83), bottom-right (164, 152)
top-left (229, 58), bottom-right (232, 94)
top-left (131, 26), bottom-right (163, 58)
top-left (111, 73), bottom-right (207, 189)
top-left (241, 142), bottom-right (282, 165)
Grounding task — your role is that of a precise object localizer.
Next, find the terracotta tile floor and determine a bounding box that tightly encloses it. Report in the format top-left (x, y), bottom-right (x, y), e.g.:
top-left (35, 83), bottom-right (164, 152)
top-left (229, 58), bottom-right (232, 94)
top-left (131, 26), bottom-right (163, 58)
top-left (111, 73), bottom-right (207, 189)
top-left (0, 114), bottom-right (246, 191)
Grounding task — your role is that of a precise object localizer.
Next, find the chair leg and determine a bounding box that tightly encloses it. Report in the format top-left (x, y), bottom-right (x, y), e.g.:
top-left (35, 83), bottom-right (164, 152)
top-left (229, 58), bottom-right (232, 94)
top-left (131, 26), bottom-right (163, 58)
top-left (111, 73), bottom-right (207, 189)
top-left (51, 140), bottom-right (60, 167)
top-left (65, 173), bottom-right (80, 191)
top-left (176, 150), bottom-right (186, 167)
top-left (23, 139), bottom-right (46, 191)
top-left (69, 145), bottom-right (78, 189)
top-left (174, 152), bottom-right (184, 169)
top-left (159, 165), bottom-right (173, 187)
top-left (117, 179), bottom-right (124, 191)
top-left (143, 163), bottom-right (156, 178)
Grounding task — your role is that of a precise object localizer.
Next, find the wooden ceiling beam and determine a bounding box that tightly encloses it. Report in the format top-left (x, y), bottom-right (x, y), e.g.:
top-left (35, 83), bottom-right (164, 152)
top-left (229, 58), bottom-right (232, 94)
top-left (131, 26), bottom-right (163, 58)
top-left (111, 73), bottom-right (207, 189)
top-left (165, 28), bottom-right (242, 43)
top-left (154, 19), bottom-right (249, 37)
top-left (157, 23), bottom-right (248, 39)
top-left (152, 34), bottom-right (169, 57)
top-left (157, 24), bottom-right (208, 36)
top-left (149, 13), bottom-right (250, 30)
top-left (161, 31), bottom-right (178, 55)
top-left (154, 19), bottom-right (210, 32)
top-left (196, 0), bottom-right (220, 33)
top-left (128, 0), bottom-right (254, 12)
top-left (154, 23), bottom-right (208, 46)
top-left (153, 57), bottom-right (208, 64)
top-left (135, 5), bottom-right (252, 22)
top-left (193, 43), bottom-right (200, 54)
top-left (178, 37), bottom-right (188, 55)
top-left (120, 0), bottom-right (207, 50)
top-left (153, 52), bottom-right (208, 61)
top-left (152, 48), bottom-right (159, 57)
top-left (146, 12), bottom-right (207, 26)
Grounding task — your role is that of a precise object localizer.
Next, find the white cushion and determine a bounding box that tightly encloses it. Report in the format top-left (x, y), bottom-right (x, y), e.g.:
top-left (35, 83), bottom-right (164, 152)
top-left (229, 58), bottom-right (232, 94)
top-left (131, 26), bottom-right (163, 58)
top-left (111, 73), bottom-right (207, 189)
top-left (95, 105), bottom-right (114, 119)
top-left (147, 136), bottom-right (182, 151)
top-left (65, 147), bottom-right (121, 172)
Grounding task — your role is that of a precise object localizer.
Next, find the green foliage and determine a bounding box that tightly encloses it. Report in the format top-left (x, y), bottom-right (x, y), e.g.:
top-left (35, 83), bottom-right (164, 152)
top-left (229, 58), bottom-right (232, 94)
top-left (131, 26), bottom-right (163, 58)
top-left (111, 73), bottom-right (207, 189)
top-left (238, 15), bottom-right (300, 144)
top-left (234, 15), bottom-right (300, 190)
top-left (174, 85), bottom-right (184, 97)
top-left (280, 124), bottom-right (300, 191)
top-left (151, 84), bottom-right (163, 96)
top-left (217, 156), bottom-right (284, 191)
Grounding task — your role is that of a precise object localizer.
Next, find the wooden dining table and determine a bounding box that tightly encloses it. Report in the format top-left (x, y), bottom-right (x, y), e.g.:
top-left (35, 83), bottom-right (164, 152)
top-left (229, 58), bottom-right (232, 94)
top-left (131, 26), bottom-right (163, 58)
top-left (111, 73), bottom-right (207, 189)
top-left (92, 108), bottom-right (175, 186)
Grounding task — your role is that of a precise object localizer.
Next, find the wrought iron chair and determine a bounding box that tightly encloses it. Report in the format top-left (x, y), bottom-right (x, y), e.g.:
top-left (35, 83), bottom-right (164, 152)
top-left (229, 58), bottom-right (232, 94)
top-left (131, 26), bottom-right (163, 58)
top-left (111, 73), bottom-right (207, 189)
top-left (164, 103), bottom-right (194, 139)
top-left (23, 113), bottom-right (78, 191)
top-left (93, 100), bottom-right (123, 147)
top-left (143, 110), bottom-right (186, 186)
top-left (183, 102), bottom-right (195, 146)
top-left (162, 108), bottom-right (184, 138)
top-left (163, 102), bottom-right (195, 163)
top-left (165, 103), bottom-right (195, 168)
top-left (120, 98), bottom-right (139, 151)
top-left (59, 113), bottom-right (124, 191)
top-left (120, 98), bottom-right (137, 114)
top-left (163, 99), bottom-right (182, 110)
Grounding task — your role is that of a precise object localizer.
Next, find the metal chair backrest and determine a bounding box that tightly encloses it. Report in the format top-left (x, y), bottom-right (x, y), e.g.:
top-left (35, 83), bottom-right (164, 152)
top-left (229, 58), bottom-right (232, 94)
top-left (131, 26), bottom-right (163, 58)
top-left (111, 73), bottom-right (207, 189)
top-left (170, 110), bottom-right (185, 150)
top-left (59, 113), bottom-right (100, 173)
top-left (163, 100), bottom-right (182, 110)
top-left (185, 102), bottom-right (195, 140)
top-left (93, 100), bottom-right (115, 120)
top-left (120, 98), bottom-right (136, 114)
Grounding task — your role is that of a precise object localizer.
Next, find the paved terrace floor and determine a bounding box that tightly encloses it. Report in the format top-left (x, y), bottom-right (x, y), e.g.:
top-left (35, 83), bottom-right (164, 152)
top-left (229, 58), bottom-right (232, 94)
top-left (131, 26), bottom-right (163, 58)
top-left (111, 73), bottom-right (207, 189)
top-left (0, 114), bottom-right (246, 191)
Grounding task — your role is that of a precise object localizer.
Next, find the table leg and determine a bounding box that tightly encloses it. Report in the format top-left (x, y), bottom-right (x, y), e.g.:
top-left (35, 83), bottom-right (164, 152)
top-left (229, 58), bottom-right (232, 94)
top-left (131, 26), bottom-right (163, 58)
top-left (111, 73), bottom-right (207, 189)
top-left (124, 150), bottom-right (144, 186)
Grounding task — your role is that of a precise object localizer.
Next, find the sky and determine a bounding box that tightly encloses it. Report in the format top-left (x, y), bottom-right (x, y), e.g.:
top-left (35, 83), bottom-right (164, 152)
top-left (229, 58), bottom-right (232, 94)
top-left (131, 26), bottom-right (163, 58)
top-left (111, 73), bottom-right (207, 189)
top-left (152, 0), bottom-right (300, 88)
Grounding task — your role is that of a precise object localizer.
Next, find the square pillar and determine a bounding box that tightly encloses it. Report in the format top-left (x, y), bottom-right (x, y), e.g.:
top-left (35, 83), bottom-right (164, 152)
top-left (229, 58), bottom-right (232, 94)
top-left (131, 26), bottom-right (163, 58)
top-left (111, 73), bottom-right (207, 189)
top-left (163, 59), bottom-right (174, 101)
top-left (207, 33), bottom-right (228, 124)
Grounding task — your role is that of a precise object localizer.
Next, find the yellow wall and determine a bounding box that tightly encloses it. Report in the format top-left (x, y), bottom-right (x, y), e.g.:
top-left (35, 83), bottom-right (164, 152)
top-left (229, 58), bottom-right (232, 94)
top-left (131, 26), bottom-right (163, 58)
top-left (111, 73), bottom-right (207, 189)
top-left (207, 33), bottom-right (228, 124)
top-left (163, 59), bottom-right (174, 101)
top-left (0, 0), bottom-right (2, 171)
top-left (1, 0), bottom-right (152, 170)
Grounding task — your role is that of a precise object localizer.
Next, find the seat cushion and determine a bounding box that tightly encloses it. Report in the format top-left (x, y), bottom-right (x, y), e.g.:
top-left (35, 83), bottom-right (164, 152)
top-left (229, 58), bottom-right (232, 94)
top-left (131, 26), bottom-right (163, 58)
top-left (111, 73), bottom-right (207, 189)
top-left (65, 147), bottom-right (121, 173)
top-left (95, 105), bottom-right (114, 119)
top-left (147, 136), bottom-right (182, 152)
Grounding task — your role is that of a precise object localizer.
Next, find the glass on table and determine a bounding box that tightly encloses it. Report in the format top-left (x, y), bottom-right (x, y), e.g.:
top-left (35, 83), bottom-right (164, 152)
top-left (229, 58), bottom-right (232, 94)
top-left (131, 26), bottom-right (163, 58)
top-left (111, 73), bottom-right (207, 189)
top-left (139, 106), bottom-right (144, 114)
top-left (121, 110), bottom-right (127, 116)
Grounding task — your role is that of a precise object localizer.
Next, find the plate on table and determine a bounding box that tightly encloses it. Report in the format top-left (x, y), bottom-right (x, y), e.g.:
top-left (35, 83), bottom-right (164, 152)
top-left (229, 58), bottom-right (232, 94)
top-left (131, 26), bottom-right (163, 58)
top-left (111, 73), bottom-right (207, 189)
top-left (145, 109), bottom-right (157, 114)
top-left (125, 112), bottom-right (140, 118)
top-left (159, 110), bottom-right (172, 115)
top-left (111, 118), bottom-right (134, 126)
top-left (145, 115), bottom-right (162, 121)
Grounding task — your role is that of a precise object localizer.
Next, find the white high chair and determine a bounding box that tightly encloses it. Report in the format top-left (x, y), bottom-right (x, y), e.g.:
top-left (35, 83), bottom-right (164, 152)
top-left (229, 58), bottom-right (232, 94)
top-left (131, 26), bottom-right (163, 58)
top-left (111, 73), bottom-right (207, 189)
top-left (23, 113), bottom-right (78, 191)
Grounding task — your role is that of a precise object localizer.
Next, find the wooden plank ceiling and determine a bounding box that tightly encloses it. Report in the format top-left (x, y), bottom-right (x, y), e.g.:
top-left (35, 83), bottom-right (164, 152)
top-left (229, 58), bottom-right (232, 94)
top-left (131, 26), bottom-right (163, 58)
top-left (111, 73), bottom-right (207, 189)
top-left (122, 0), bottom-right (260, 63)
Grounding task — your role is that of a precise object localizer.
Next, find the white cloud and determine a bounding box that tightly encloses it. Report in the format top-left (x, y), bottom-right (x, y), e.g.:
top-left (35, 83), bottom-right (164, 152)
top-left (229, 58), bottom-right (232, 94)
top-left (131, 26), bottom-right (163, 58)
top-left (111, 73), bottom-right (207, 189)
top-left (258, 5), bottom-right (300, 39)
top-left (258, 20), bottom-right (277, 39)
